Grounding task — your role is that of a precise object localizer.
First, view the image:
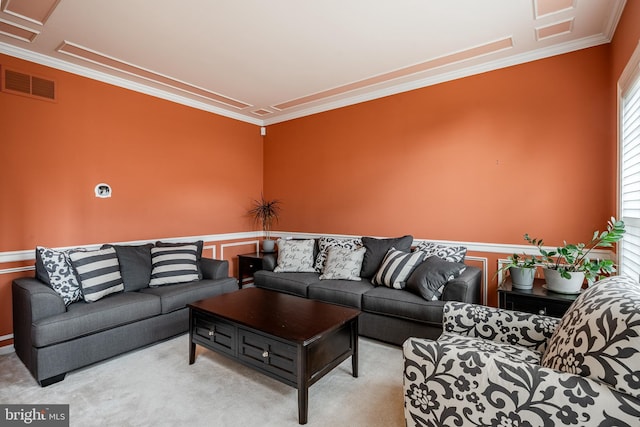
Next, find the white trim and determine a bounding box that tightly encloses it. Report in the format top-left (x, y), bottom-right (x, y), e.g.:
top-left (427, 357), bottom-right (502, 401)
top-left (203, 245), bottom-right (217, 260)
top-left (0, 345), bottom-right (15, 355)
top-left (220, 240), bottom-right (260, 260)
top-left (262, 33), bottom-right (615, 125)
top-left (0, 42), bottom-right (262, 126)
top-left (0, 266), bottom-right (35, 275)
top-left (0, 333), bottom-right (14, 355)
top-left (465, 256), bottom-right (488, 306)
top-left (0, 231), bottom-right (263, 263)
top-left (0, 0), bottom-right (626, 129)
top-left (269, 231), bottom-right (614, 259)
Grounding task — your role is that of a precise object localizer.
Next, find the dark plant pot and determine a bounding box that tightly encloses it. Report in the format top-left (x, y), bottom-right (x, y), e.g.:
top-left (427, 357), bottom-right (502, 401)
top-left (509, 267), bottom-right (535, 289)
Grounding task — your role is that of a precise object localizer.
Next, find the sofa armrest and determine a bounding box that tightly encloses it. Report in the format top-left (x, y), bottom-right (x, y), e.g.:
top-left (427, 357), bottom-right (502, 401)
top-left (403, 337), bottom-right (640, 427)
top-left (200, 258), bottom-right (230, 280)
top-left (12, 277), bottom-right (66, 369)
top-left (442, 301), bottom-right (559, 352)
top-left (260, 253), bottom-right (278, 271)
top-left (441, 265), bottom-right (481, 303)
top-left (12, 277), bottom-right (66, 322)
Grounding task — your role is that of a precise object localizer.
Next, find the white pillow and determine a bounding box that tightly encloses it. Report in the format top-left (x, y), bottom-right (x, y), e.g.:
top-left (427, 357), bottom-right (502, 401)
top-left (319, 247), bottom-right (366, 281)
top-left (314, 236), bottom-right (363, 272)
top-left (274, 239), bottom-right (316, 272)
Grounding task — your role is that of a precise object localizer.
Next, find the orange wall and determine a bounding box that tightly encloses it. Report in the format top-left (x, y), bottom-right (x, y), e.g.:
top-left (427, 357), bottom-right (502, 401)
top-left (0, 54), bottom-right (264, 341)
top-left (264, 46), bottom-right (614, 246)
top-left (0, 54), bottom-right (264, 250)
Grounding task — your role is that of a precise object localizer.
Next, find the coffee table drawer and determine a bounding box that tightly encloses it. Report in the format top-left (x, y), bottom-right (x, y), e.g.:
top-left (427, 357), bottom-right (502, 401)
top-left (194, 316), bottom-right (235, 356)
top-left (238, 329), bottom-right (297, 382)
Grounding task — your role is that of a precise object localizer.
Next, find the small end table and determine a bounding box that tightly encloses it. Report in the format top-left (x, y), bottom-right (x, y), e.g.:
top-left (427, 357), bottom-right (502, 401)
top-left (238, 253), bottom-right (268, 287)
top-left (498, 278), bottom-right (579, 317)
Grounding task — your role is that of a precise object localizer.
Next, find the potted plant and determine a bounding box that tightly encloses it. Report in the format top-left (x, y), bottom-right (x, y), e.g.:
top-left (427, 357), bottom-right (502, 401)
top-left (524, 217), bottom-right (625, 294)
top-left (248, 195), bottom-right (281, 253)
top-left (496, 253), bottom-right (538, 289)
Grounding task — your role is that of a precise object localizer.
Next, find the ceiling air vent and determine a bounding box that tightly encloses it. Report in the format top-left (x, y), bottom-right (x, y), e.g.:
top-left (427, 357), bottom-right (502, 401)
top-left (1, 67), bottom-right (56, 101)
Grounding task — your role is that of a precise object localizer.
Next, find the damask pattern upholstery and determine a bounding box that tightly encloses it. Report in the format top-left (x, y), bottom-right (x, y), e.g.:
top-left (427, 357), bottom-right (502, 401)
top-left (403, 276), bottom-right (640, 426)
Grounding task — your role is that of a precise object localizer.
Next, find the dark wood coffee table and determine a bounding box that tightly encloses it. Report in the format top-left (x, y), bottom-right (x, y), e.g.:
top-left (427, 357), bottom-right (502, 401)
top-left (188, 288), bottom-right (360, 424)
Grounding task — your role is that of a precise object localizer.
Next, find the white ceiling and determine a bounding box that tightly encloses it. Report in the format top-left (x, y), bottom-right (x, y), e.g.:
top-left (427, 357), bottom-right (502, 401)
top-left (0, 0), bottom-right (627, 125)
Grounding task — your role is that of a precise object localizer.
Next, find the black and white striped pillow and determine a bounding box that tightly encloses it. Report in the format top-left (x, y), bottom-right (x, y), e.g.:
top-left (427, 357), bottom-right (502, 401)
top-left (149, 244), bottom-right (199, 286)
top-left (69, 247), bottom-right (124, 302)
top-left (372, 248), bottom-right (426, 289)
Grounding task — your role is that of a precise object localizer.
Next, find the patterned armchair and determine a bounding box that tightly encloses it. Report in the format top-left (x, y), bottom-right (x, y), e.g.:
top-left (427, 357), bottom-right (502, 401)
top-left (403, 275), bottom-right (640, 426)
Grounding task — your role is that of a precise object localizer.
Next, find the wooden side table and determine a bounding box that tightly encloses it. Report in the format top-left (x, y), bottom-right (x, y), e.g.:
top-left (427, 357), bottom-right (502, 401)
top-left (238, 253), bottom-right (268, 287)
top-left (498, 278), bottom-right (579, 317)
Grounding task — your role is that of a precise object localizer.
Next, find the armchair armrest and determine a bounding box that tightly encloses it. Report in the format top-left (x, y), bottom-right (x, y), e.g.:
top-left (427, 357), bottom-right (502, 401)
top-left (443, 301), bottom-right (559, 352)
top-left (403, 337), bottom-right (640, 427)
top-left (200, 258), bottom-right (230, 280)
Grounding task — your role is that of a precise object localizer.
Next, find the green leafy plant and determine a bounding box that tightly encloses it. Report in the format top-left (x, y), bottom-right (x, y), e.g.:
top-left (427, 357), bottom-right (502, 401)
top-left (495, 252), bottom-right (539, 284)
top-left (248, 195), bottom-right (281, 240)
top-left (525, 217), bottom-right (625, 283)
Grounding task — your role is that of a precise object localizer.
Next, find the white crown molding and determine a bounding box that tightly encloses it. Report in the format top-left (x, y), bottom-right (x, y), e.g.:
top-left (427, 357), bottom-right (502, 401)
top-left (0, 42), bottom-right (263, 126)
top-left (263, 33), bottom-right (612, 125)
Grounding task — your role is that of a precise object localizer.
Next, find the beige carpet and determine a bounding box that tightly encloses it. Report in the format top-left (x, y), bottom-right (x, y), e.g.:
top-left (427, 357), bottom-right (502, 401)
top-left (0, 335), bottom-right (405, 426)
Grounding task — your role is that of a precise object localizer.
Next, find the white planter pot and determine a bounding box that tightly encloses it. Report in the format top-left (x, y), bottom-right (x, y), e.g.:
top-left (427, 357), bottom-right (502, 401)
top-left (509, 267), bottom-right (535, 289)
top-left (262, 239), bottom-right (275, 253)
top-left (543, 268), bottom-right (584, 294)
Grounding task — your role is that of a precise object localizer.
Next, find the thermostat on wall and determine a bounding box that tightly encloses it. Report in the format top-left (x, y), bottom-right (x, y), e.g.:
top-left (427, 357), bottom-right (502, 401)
top-left (95, 183), bottom-right (112, 198)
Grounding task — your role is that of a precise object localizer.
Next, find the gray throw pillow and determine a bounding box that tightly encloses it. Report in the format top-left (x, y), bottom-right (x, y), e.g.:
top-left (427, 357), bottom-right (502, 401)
top-left (360, 235), bottom-right (413, 278)
top-left (102, 243), bottom-right (153, 291)
top-left (406, 256), bottom-right (466, 301)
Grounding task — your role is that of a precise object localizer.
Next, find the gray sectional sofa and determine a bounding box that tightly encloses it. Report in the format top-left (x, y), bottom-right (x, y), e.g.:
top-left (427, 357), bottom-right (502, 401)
top-left (254, 236), bottom-right (482, 346)
top-left (12, 242), bottom-right (238, 386)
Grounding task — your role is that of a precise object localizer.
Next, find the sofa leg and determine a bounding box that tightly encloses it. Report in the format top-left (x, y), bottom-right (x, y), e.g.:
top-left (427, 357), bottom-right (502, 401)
top-left (39, 373), bottom-right (65, 387)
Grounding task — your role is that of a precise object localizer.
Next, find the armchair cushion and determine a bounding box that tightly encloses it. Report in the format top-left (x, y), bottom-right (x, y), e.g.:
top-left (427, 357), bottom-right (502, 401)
top-left (542, 275), bottom-right (640, 399)
top-left (444, 301), bottom-right (560, 353)
top-left (403, 336), bottom-right (640, 427)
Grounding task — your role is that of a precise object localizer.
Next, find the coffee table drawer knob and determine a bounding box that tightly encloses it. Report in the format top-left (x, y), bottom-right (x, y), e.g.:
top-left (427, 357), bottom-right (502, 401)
top-left (208, 330), bottom-right (215, 337)
top-left (262, 351), bottom-right (269, 358)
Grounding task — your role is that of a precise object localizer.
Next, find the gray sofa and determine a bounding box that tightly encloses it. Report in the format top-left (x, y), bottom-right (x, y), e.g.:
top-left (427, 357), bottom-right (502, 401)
top-left (12, 243), bottom-right (238, 386)
top-left (254, 237), bottom-right (482, 346)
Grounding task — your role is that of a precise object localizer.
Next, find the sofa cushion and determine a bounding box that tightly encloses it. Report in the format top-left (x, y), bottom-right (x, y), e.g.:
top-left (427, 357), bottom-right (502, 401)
top-left (69, 247), bottom-right (125, 302)
top-left (101, 243), bottom-right (153, 291)
top-left (253, 271), bottom-right (320, 297)
top-left (406, 256), bottom-right (467, 301)
top-left (413, 241), bottom-right (467, 263)
top-left (360, 235), bottom-right (413, 279)
top-left (32, 292), bottom-right (161, 347)
top-left (149, 244), bottom-right (200, 286)
top-left (140, 277), bottom-right (238, 313)
top-left (362, 286), bottom-right (444, 324)
top-left (156, 240), bottom-right (204, 279)
top-left (308, 279), bottom-right (374, 308)
top-left (542, 275), bottom-right (640, 399)
top-left (36, 246), bottom-right (83, 306)
top-left (319, 247), bottom-right (366, 281)
top-left (314, 237), bottom-right (363, 272)
top-left (372, 248), bottom-right (426, 289)
top-left (273, 239), bottom-right (316, 272)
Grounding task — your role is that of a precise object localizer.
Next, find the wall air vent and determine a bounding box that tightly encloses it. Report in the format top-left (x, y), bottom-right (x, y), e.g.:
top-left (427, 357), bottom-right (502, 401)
top-left (1, 67), bottom-right (56, 101)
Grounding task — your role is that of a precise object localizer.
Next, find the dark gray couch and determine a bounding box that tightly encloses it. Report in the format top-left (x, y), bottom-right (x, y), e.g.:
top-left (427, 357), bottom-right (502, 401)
top-left (12, 255), bottom-right (238, 386)
top-left (254, 252), bottom-right (482, 346)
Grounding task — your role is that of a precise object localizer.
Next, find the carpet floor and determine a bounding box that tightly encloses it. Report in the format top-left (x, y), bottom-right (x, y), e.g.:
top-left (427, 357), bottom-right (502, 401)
top-left (0, 335), bottom-right (405, 426)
